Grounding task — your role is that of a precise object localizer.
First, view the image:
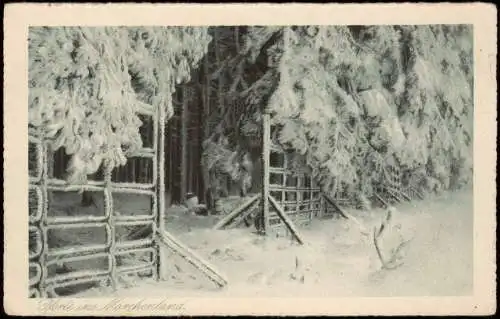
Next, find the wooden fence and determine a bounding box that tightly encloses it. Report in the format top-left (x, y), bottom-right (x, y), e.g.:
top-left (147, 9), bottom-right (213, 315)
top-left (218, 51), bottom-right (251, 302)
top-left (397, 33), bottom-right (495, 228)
top-left (265, 146), bottom-right (346, 236)
top-left (29, 107), bottom-right (162, 298)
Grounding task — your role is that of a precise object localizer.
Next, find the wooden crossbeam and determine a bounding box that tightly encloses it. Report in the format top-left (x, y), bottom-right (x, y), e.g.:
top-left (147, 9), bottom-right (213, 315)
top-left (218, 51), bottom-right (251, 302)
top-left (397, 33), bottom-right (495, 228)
top-left (212, 194), bottom-right (261, 230)
top-left (234, 202), bottom-right (260, 228)
top-left (390, 187), bottom-right (411, 202)
top-left (322, 193), bottom-right (370, 236)
top-left (321, 193), bottom-right (348, 219)
top-left (406, 186), bottom-right (424, 200)
top-left (374, 192), bottom-right (390, 208)
top-left (268, 195), bottom-right (304, 245)
top-left (155, 228), bottom-right (228, 288)
top-left (385, 187), bottom-right (403, 203)
top-left (399, 190), bottom-right (411, 202)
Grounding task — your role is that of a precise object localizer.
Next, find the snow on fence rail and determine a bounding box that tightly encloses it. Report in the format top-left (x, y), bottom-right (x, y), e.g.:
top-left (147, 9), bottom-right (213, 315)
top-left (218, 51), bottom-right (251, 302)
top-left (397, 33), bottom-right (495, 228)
top-left (268, 148), bottom-right (321, 228)
top-left (29, 106), bottom-right (228, 297)
top-left (214, 136), bottom-right (351, 241)
top-left (29, 117), bottom-right (161, 297)
top-left (266, 147), bottom-right (345, 238)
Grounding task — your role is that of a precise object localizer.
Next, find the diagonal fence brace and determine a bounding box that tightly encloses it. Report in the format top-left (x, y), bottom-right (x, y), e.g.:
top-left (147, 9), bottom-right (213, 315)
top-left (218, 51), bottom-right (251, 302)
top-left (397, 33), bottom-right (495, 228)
top-left (268, 195), bottom-right (305, 245)
top-left (212, 194), bottom-right (261, 230)
top-left (321, 193), bottom-right (349, 219)
top-left (155, 228), bottom-right (228, 288)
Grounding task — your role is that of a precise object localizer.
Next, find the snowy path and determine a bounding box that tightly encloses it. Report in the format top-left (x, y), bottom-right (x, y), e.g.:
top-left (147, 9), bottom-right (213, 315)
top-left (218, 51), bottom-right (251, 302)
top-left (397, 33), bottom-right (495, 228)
top-left (77, 188), bottom-right (473, 297)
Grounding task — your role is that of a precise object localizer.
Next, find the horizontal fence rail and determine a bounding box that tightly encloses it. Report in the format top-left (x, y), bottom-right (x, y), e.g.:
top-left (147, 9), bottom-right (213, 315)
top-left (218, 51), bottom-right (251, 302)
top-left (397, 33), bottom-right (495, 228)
top-left (28, 109), bottom-right (162, 298)
top-left (263, 146), bottom-right (354, 239)
top-left (267, 148), bottom-right (322, 235)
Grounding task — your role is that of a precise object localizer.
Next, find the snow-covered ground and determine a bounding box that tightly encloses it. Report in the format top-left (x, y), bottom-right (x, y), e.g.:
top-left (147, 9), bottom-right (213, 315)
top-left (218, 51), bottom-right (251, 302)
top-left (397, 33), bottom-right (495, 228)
top-left (76, 187), bottom-right (473, 297)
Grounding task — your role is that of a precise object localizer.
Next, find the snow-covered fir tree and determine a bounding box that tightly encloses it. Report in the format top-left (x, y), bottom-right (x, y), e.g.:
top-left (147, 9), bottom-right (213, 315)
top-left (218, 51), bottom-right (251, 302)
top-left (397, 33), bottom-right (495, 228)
top-left (203, 25), bottom-right (473, 201)
top-left (29, 25), bottom-right (473, 201)
top-left (29, 27), bottom-right (211, 183)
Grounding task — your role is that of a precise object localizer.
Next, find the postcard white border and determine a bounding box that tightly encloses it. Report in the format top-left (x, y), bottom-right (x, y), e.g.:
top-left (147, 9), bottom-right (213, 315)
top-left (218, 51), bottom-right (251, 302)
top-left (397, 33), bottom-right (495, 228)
top-left (3, 3), bottom-right (497, 316)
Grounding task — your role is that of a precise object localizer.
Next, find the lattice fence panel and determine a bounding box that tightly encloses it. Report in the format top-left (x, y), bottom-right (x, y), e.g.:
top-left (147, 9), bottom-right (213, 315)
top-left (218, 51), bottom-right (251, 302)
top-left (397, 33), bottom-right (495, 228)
top-left (28, 109), bottom-right (162, 298)
top-left (268, 148), bottom-right (322, 236)
top-left (401, 166), bottom-right (426, 200)
top-left (374, 163), bottom-right (405, 204)
top-left (322, 181), bottom-right (355, 217)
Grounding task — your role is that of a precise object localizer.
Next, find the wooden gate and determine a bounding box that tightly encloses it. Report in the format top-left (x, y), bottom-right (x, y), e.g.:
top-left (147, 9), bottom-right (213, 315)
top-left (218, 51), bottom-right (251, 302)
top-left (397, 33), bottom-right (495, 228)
top-left (267, 148), bottom-right (322, 228)
top-left (28, 106), bottom-right (162, 298)
top-left (213, 115), bottom-right (346, 243)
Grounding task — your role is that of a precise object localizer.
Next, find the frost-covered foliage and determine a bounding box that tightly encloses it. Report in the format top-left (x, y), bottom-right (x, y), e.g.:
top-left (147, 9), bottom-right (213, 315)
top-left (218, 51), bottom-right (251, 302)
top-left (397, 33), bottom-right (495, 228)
top-left (29, 27), bottom-right (210, 183)
top-left (268, 25), bottom-right (473, 197)
top-left (200, 27), bottom-right (275, 193)
top-left (210, 25), bottom-right (473, 199)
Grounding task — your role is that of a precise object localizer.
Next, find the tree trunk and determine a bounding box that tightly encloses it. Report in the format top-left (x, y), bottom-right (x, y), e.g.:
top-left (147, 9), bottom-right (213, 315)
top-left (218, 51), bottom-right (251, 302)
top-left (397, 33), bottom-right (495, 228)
top-left (214, 31), bottom-right (231, 198)
top-left (202, 46), bottom-right (211, 207)
top-left (167, 121), bottom-right (173, 198)
top-left (180, 86), bottom-right (188, 202)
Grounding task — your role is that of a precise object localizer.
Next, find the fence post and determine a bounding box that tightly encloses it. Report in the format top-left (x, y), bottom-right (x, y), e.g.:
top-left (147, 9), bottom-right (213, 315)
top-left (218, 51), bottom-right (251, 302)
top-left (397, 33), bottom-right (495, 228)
top-left (157, 100), bottom-right (168, 281)
top-left (39, 138), bottom-right (49, 297)
top-left (261, 111), bottom-right (271, 234)
top-left (103, 161), bottom-right (117, 291)
top-left (180, 86), bottom-right (188, 202)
